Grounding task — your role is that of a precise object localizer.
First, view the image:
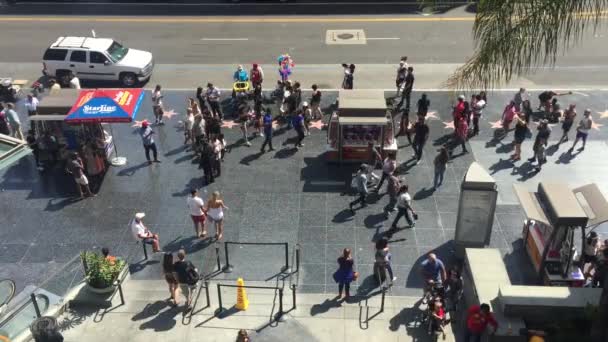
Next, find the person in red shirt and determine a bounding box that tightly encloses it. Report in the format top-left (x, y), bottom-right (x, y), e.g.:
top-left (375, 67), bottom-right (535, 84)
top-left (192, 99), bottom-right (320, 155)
top-left (453, 95), bottom-right (466, 130)
top-left (465, 303), bottom-right (498, 342)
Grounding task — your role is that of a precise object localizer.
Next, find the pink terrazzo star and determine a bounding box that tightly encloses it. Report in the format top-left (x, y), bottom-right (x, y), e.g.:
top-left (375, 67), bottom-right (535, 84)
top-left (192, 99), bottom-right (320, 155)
top-left (490, 120), bottom-right (503, 129)
top-left (309, 120), bottom-right (326, 130)
top-left (162, 109), bottom-right (178, 120)
top-left (442, 120), bottom-right (454, 130)
top-left (131, 120), bottom-right (144, 128)
top-left (221, 120), bottom-right (239, 129)
top-left (592, 121), bottom-right (604, 131)
top-left (426, 111), bottom-right (438, 120)
top-left (597, 110), bottom-right (608, 119)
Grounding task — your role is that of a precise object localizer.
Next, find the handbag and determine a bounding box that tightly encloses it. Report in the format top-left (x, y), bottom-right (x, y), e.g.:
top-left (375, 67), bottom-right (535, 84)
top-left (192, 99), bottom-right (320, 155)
top-left (413, 212), bottom-right (419, 220)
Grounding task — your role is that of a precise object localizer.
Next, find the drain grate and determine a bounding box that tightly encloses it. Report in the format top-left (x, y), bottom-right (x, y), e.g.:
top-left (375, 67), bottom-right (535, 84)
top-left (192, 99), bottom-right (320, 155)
top-left (325, 29), bottom-right (366, 45)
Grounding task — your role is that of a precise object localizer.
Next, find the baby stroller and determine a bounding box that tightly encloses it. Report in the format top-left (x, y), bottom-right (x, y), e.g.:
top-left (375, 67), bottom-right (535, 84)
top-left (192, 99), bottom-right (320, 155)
top-left (421, 280), bottom-right (448, 341)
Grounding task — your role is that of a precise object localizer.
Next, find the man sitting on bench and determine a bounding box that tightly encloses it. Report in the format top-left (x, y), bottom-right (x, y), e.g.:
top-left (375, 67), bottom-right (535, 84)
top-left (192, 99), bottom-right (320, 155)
top-left (130, 212), bottom-right (160, 253)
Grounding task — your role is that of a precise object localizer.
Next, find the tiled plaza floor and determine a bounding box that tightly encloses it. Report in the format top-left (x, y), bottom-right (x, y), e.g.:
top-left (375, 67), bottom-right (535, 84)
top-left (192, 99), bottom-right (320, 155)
top-left (2, 89), bottom-right (608, 298)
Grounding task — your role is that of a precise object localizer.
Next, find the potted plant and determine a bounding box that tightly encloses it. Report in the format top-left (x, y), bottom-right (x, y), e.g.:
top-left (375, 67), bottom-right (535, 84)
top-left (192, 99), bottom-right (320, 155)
top-left (81, 251), bottom-right (126, 294)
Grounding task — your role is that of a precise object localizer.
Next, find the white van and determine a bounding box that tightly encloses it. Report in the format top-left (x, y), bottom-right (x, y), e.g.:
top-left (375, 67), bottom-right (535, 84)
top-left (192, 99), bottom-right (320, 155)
top-left (42, 36), bottom-right (154, 87)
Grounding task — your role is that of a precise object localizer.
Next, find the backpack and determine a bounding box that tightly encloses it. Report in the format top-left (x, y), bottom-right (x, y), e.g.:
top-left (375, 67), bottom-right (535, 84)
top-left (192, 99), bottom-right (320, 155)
top-left (185, 262), bottom-right (200, 285)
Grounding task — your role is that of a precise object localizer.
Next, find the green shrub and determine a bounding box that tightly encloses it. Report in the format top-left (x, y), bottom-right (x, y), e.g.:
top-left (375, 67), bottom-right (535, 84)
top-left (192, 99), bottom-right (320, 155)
top-left (81, 251), bottom-right (126, 289)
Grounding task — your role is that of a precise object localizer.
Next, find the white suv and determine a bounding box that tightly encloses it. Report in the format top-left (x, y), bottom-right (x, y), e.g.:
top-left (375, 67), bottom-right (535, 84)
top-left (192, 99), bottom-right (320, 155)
top-left (42, 36), bottom-right (154, 87)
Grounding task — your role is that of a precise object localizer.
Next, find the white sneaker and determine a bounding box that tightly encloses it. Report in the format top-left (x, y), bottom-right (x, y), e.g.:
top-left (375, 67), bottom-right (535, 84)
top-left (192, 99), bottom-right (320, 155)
top-left (392, 277), bottom-right (397, 282)
top-left (260, 133), bottom-right (265, 137)
top-left (245, 141), bottom-right (251, 146)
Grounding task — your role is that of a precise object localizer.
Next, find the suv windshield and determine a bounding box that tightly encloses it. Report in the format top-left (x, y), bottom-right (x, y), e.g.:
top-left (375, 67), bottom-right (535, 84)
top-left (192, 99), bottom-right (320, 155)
top-left (106, 41), bottom-right (129, 63)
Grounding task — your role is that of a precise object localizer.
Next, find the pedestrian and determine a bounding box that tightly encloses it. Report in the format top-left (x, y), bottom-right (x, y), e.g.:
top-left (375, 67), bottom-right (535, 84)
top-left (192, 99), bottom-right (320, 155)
top-left (68, 72), bottom-right (80, 89)
top-left (205, 191), bottom-right (228, 240)
top-left (236, 329), bottom-right (251, 342)
top-left (101, 247), bottom-right (116, 264)
top-left (187, 188), bottom-right (207, 239)
top-left (521, 99), bottom-right (533, 125)
top-left (233, 65), bottom-right (249, 82)
top-left (511, 113), bottom-right (527, 161)
top-left (192, 114), bottom-right (206, 152)
top-left (383, 174), bottom-right (401, 218)
top-left (293, 109), bottom-right (306, 150)
top-left (397, 66), bottom-right (414, 110)
top-left (4, 103), bottom-right (23, 140)
top-left (395, 60), bottom-right (407, 96)
top-left (238, 105), bottom-right (252, 147)
top-left (375, 153), bottom-right (397, 192)
top-left (260, 110), bottom-right (275, 153)
top-left (152, 85), bottom-right (164, 125)
top-left (218, 133), bottom-right (227, 161)
top-left (559, 104), bottom-right (577, 143)
top-left (196, 86), bottom-right (206, 111)
top-left (453, 95), bottom-right (466, 131)
top-left (283, 85), bottom-right (297, 128)
top-left (199, 139), bottom-right (215, 185)
top-left (49, 78), bottom-right (61, 95)
top-left (549, 97), bottom-right (562, 123)
top-left (293, 82), bottom-right (302, 108)
top-left (513, 87), bottom-right (529, 112)
top-left (449, 115), bottom-right (468, 157)
top-left (367, 142), bottom-right (382, 170)
top-left (333, 248), bottom-right (356, 300)
top-left (66, 152), bottom-right (95, 198)
top-left (211, 135), bottom-right (222, 177)
top-left (250, 63), bottom-right (264, 88)
top-left (472, 94), bottom-right (486, 136)
top-left (375, 238), bottom-right (397, 283)
top-left (130, 212), bottom-right (161, 253)
top-left (420, 253), bottom-right (447, 285)
top-left (417, 93), bottom-right (430, 117)
top-left (501, 101), bottom-right (517, 134)
top-left (390, 184), bottom-right (416, 229)
top-left (341, 63), bottom-right (355, 90)
top-left (569, 109), bottom-right (593, 152)
top-left (173, 249), bottom-right (199, 311)
top-left (411, 115), bottom-right (430, 164)
top-left (184, 108), bottom-right (194, 145)
top-left (188, 97), bottom-right (201, 116)
top-left (433, 147), bottom-right (449, 189)
top-left (529, 119), bottom-right (550, 172)
top-left (395, 108), bottom-right (412, 145)
top-left (139, 120), bottom-right (160, 164)
top-left (206, 83), bottom-right (223, 120)
top-left (537, 90), bottom-right (571, 112)
top-left (162, 253), bottom-right (179, 306)
top-left (302, 102), bottom-right (312, 136)
top-left (25, 94), bottom-right (39, 116)
top-left (349, 165), bottom-right (369, 213)
top-left (310, 84), bottom-right (323, 120)
top-left (0, 105), bottom-right (10, 135)
top-left (464, 303), bottom-right (498, 342)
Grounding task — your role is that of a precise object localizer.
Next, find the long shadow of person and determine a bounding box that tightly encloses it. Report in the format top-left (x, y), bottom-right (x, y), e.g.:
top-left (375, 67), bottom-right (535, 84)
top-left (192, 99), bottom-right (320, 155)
top-left (310, 297), bottom-right (342, 316)
top-left (139, 305), bottom-right (181, 331)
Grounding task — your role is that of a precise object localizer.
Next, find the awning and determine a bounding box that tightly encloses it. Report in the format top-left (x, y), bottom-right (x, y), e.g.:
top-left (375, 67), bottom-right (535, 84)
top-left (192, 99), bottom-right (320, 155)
top-left (573, 183), bottom-right (608, 227)
top-left (64, 88), bottom-right (144, 124)
top-left (513, 184), bottom-right (550, 226)
top-left (29, 115), bottom-right (68, 122)
top-left (338, 116), bottom-right (388, 125)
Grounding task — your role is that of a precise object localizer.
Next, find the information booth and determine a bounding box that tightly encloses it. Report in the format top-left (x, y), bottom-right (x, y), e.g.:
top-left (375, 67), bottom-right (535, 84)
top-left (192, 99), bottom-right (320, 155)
top-left (514, 182), bottom-right (608, 287)
top-left (326, 90), bottom-right (397, 163)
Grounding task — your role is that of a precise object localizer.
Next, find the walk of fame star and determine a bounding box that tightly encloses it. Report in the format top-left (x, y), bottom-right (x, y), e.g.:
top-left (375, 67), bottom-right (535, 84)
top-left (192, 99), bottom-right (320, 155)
top-left (597, 110), bottom-right (608, 119)
top-left (442, 120), bottom-right (454, 129)
top-left (490, 120), bottom-right (503, 129)
top-left (592, 121), bottom-right (603, 131)
top-left (426, 111), bottom-right (438, 120)
top-left (309, 120), bottom-right (326, 130)
top-left (221, 120), bottom-right (239, 129)
top-left (162, 109), bottom-right (178, 119)
top-left (131, 120), bottom-right (144, 128)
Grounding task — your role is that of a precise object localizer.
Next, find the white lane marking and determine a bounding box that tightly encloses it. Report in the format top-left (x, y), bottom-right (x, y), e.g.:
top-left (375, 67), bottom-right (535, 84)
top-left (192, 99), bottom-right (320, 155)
top-left (573, 91), bottom-right (590, 97)
top-left (366, 37), bottom-right (400, 40)
top-left (143, 88), bottom-right (608, 92)
top-left (201, 38), bottom-right (249, 41)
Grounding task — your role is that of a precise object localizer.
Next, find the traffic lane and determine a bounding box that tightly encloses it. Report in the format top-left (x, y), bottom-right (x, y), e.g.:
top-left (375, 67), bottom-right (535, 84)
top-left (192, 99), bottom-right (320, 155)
top-left (0, 20), bottom-right (475, 64)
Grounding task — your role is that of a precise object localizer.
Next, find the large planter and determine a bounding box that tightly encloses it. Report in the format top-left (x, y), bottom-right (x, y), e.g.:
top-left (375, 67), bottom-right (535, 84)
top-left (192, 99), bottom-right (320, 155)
top-left (81, 251), bottom-right (127, 295)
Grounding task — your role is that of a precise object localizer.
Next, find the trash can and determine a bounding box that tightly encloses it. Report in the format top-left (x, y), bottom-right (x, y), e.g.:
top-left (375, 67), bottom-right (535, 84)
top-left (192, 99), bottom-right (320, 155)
top-left (30, 316), bottom-right (63, 342)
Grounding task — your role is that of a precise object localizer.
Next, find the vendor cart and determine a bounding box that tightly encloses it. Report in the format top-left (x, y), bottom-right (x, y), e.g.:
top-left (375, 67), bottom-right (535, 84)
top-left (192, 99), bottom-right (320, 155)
top-left (514, 182), bottom-right (608, 287)
top-left (326, 90), bottom-right (396, 163)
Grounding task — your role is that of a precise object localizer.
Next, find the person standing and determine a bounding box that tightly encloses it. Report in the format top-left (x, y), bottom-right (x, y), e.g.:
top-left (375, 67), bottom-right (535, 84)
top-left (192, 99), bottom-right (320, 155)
top-left (0, 105), bottom-right (10, 135)
top-left (196, 86), bottom-right (206, 111)
top-left (529, 120), bottom-right (550, 172)
top-left (24, 94), bottom-right (39, 116)
top-left (162, 253), bottom-right (179, 306)
top-left (464, 303), bottom-right (498, 342)
top-left (293, 82), bottom-right (302, 109)
top-left (417, 93), bottom-right (430, 117)
top-left (395, 60), bottom-right (407, 96)
top-left (49, 78), bottom-right (61, 95)
top-left (449, 115), bottom-right (468, 157)
top-left (375, 238), bottom-right (397, 283)
top-left (4, 103), bottom-right (23, 140)
top-left (471, 94), bottom-right (486, 136)
top-left (205, 191), bottom-right (228, 240)
top-left (501, 101), bottom-right (517, 134)
top-left (139, 120), bottom-right (160, 164)
top-left (68, 72), bottom-right (81, 89)
top-left (341, 63), bottom-right (355, 89)
top-left (453, 95), bottom-right (466, 131)
top-left (260, 110), bottom-right (275, 153)
top-left (349, 165), bottom-right (369, 213)
top-left (250, 63), bottom-right (264, 88)
top-left (397, 66), bottom-right (415, 110)
top-left (130, 212), bottom-right (161, 253)
top-left (206, 83), bottom-right (223, 120)
top-left (199, 139), bottom-right (215, 185)
top-left (383, 174), bottom-right (401, 218)
top-left (411, 115), bottom-right (430, 164)
top-left (511, 114), bottom-right (528, 161)
top-left (559, 104), bottom-right (577, 143)
top-left (233, 65), bottom-right (249, 82)
top-left (395, 108), bottom-right (412, 145)
top-left (375, 153), bottom-right (397, 192)
top-left (187, 189), bottom-right (207, 239)
top-left (513, 88), bottom-right (529, 112)
top-left (151, 85), bottom-right (164, 125)
top-left (293, 110), bottom-right (306, 150)
top-left (569, 109), bottom-right (593, 152)
top-left (390, 185), bottom-right (416, 229)
top-left (66, 152), bottom-right (95, 198)
top-left (302, 102), bottom-right (312, 136)
top-left (310, 84), bottom-right (323, 120)
top-left (433, 147), bottom-right (449, 189)
top-left (333, 248), bottom-right (355, 300)
top-left (238, 105), bottom-right (252, 147)
top-left (173, 249), bottom-right (199, 311)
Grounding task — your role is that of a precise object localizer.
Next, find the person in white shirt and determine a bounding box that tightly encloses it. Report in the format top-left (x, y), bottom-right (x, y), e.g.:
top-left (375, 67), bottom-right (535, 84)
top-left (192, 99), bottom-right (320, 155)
top-left (187, 189), bottom-right (207, 238)
top-left (49, 79), bottom-right (61, 95)
top-left (25, 94), bottom-right (39, 116)
top-left (569, 109), bottom-right (593, 152)
top-left (471, 94), bottom-right (486, 136)
top-left (152, 84), bottom-right (164, 124)
top-left (130, 213), bottom-right (160, 252)
top-left (69, 72), bottom-right (81, 89)
top-left (390, 185), bottom-right (416, 229)
top-left (375, 153), bottom-right (397, 192)
top-left (206, 83), bottom-right (223, 120)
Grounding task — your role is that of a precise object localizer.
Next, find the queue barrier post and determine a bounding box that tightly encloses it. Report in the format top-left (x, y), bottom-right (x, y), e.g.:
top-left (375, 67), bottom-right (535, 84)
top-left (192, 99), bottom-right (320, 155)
top-left (281, 242), bottom-right (291, 274)
top-left (30, 293), bottom-right (41, 318)
top-left (295, 244), bottom-right (301, 274)
top-left (214, 283), bottom-right (224, 316)
top-left (223, 243), bottom-right (233, 273)
top-left (215, 245), bottom-right (221, 272)
top-left (291, 283), bottom-right (297, 310)
top-left (275, 288), bottom-right (286, 322)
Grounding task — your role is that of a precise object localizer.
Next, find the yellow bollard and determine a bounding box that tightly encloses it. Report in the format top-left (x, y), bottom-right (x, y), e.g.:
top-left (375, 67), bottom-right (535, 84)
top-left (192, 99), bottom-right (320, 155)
top-left (235, 277), bottom-right (249, 310)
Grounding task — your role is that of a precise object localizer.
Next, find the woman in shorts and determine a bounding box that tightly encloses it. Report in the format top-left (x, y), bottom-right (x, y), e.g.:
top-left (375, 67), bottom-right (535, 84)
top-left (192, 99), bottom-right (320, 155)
top-left (205, 191), bottom-right (229, 240)
top-left (511, 113), bottom-right (528, 161)
top-left (560, 104), bottom-right (577, 143)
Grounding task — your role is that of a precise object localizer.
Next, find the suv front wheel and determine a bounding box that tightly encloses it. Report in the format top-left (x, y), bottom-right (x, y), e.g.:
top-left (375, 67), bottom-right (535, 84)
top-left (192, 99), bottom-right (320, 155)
top-left (119, 72), bottom-right (137, 87)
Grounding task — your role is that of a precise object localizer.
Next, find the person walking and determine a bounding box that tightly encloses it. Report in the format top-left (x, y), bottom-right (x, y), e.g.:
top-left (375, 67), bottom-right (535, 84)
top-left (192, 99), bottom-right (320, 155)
top-left (433, 147), bottom-right (449, 189)
top-left (293, 110), bottom-right (306, 150)
top-left (521, 99), bottom-right (533, 125)
top-left (530, 120), bottom-right (550, 172)
top-left (375, 238), bottom-right (397, 284)
top-left (383, 174), bottom-right (401, 218)
top-left (310, 84), bottom-right (323, 120)
top-left (411, 115), bottom-right (430, 164)
top-left (417, 93), bottom-right (430, 117)
top-left (397, 66), bottom-right (415, 110)
top-left (4, 103), bottom-right (23, 140)
top-left (293, 82), bottom-right (302, 109)
top-left (162, 253), bottom-right (179, 306)
top-left (250, 63), bottom-right (264, 88)
top-left (205, 191), bottom-right (228, 240)
top-left (449, 115), bottom-right (468, 157)
top-left (513, 88), bottom-right (529, 112)
top-left (559, 104), bottom-right (577, 143)
top-left (233, 65), bottom-right (249, 82)
top-left (395, 60), bottom-right (407, 97)
top-left (139, 120), bottom-right (160, 164)
top-left (184, 109), bottom-right (195, 145)
top-left (238, 105), bottom-right (252, 147)
top-left (341, 63), bottom-right (355, 89)
top-left (390, 185), bottom-right (416, 229)
top-left (187, 188), bottom-right (207, 239)
top-left (464, 303), bottom-right (498, 342)
top-left (302, 102), bottom-right (312, 136)
top-left (333, 248), bottom-right (355, 300)
top-left (152, 85), bottom-right (164, 125)
top-left (0, 105), bottom-right (10, 135)
top-left (453, 95), bottom-right (466, 131)
top-left (349, 165), bottom-right (369, 213)
top-left (25, 94), bottom-right (39, 116)
top-left (66, 152), bottom-right (95, 198)
top-left (395, 108), bottom-right (412, 145)
top-left (471, 94), bottom-right (486, 136)
top-left (130, 212), bottom-right (161, 253)
top-left (199, 139), bottom-right (215, 185)
top-left (511, 113), bottom-right (528, 161)
top-left (569, 109), bottom-right (593, 152)
top-left (500, 101), bottom-right (517, 136)
top-left (173, 249), bottom-right (199, 311)
top-left (260, 110), bottom-right (275, 153)
top-left (206, 83), bottom-right (223, 120)
top-left (375, 153), bottom-right (397, 192)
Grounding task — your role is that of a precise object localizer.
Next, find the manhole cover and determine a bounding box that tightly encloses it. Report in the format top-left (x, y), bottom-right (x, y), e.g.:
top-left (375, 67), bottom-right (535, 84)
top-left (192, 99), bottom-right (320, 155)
top-left (337, 33), bottom-right (354, 40)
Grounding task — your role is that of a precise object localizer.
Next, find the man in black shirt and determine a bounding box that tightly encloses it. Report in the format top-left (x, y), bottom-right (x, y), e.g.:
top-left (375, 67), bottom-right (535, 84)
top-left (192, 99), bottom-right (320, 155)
top-left (397, 67), bottom-right (415, 111)
top-left (411, 115), bottom-right (429, 164)
top-left (174, 249), bottom-right (199, 310)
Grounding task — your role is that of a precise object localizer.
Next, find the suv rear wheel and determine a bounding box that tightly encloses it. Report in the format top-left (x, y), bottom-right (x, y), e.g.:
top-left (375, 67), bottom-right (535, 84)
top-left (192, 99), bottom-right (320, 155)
top-left (119, 72), bottom-right (137, 87)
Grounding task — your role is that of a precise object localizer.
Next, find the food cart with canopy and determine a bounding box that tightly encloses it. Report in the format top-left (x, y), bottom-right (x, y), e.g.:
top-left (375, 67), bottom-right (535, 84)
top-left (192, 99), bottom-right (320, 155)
top-left (514, 182), bottom-right (608, 286)
top-left (326, 90), bottom-right (397, 163)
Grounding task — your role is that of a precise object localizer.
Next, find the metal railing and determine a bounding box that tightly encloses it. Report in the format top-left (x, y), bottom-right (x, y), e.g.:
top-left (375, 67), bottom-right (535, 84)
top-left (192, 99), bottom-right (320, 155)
top-left (223, 241), bottom-right (291, 274)
top-left (214, 283), bottom-right (297, 322)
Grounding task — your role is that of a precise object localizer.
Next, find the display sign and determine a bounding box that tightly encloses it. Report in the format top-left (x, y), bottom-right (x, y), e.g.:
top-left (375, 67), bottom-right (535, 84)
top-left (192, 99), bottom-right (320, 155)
top-left (65, 88), bottom-right (144, 123)
top-left (342, 125), bottom-right (381, 146)
top-left (455, 189), bottom-right (497, 244)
